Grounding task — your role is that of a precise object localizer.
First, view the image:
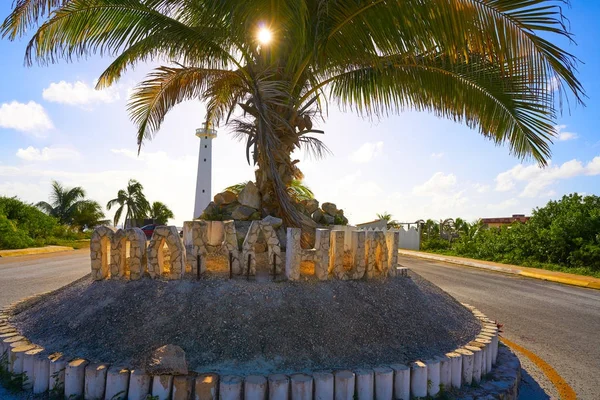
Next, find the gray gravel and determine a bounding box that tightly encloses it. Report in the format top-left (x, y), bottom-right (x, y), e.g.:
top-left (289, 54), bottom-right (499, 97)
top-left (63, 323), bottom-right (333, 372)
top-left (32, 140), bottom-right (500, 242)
top-left (10, 272), bottom-right (479, 375)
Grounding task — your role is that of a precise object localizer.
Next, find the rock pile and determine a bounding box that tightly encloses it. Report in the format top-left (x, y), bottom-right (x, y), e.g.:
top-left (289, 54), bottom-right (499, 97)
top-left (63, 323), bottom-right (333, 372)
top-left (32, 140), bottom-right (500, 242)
top-left (200, 182), bottom-right (348, 225)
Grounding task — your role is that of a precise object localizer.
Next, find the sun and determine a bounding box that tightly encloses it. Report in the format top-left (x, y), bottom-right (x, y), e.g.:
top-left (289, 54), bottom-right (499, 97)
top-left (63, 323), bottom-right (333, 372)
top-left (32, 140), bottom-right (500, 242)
top-left (257, 27), bottom-right (273, 45)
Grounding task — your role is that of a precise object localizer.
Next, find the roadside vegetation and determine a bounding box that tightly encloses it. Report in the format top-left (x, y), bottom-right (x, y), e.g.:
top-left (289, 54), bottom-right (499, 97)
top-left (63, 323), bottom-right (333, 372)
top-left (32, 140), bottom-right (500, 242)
top-left (420, 194), bottom-right (600, 278)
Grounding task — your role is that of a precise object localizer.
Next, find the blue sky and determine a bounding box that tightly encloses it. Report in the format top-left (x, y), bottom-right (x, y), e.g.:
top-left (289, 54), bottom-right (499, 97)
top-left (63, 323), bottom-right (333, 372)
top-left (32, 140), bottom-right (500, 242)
top-left (0, 2), bottom-right (599, 226)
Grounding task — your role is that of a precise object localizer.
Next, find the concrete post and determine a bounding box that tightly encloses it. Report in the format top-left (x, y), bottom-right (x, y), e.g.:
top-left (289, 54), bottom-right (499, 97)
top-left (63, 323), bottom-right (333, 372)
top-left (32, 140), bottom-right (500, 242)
top-left (11, 344), bottom-right (35, 375)
top-left (373, 367), bottom-right (393, 400)
top-left (22, 347), bottom-right (44, 390)
top-left (220, 375), bottom-right (243, 400)
top-left (285, 228), bottom-right (301, 281)
top-left (354, 369), bottom-right (374, 400)
top-left (437, 355), bottom-right (451, 391)
top-left (290, 373), bottom-right (313, 400)
top-left (425, 358), bottom-right (441, 397)
top-left (410, 361), bottom-right (427, 399)
top-left (268, 374), bottom-right (289, 400)
top-left (128, 369), bottom-right (152, 400)
top-left (152, 375), bottom-right (173, 400)
top-left (195, 373), bottom-right (219, 400)
top-left (245, 375), bottom-right (267, 400)
top-left (32, 354), bottom-right (50, 394)
top-left (314, 229), bottom-right (331, 280)
top-left (313, 371), bottom-right (334, 400)
top-left (455, 348), bottom-right (474, 386)
top-left (173, 375), bottom-right (194, 400)
top-left (329, 231), bottom-right (344, 279)
top-left (476, 338), bottom-right (493, 374)
top-left (48, 353), bottom-right (66, 396)
top-left (65, 358), bottom-right (89, 399)
top-left (84, 363), bottom-right (109, 400)
top-left (389, 364), bottom-right (410, 400)
top-left (445, 352), bottom-right (462, 389)
top-left (465, 345), bottom-right (482, 383)
top-left (334, 370), bottom-right (355, 400)
top-left (105, 366), bottom-right (129, 400)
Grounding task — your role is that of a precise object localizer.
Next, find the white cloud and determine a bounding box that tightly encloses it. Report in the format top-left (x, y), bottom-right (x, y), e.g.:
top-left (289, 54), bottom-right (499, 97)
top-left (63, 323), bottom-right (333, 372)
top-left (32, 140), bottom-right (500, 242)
top-left (111, 148), bottom-right (141, 160)
top-left (16, 146), bottom-right (81, 162)
top-left (554, 124), bottom-right (578, 141)
top-left (547, 76), bottom-right (560, 92)
top-left (349, 141), bottom-right (383, 163)
top-left (0, 101), bottom-right (53, 136)
top-left (487, 198), bottom-right (519, 211)
top-left (430, 152), bottom-right (444, 159)
top-left (474, 183), bottom-right (490, 193)
top-left (42, 80), bottom-right (120, 106)
top-left (494, 156), bottom-right (600, 197)
top-left (413, 172), bottom-right (457, 196)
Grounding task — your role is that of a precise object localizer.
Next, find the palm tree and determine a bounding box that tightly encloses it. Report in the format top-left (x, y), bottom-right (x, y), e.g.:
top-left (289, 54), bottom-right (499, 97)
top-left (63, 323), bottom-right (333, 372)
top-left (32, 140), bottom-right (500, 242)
top-left (36, 180), bottom-right (105, 227)
top-left (3, 1), bottom-right (583, 228)
top-left (106, 179), bottom-right (150, 227)
top-left (150, 201), bottom-right (174, 225)
top-left (376, 212), bottom-right (400, 229)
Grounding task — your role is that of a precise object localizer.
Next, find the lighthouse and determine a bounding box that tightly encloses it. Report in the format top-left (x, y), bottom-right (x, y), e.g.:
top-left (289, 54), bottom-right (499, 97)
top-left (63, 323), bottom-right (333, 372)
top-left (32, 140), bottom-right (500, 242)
top-left (193, 122), bottom-right (217, 219)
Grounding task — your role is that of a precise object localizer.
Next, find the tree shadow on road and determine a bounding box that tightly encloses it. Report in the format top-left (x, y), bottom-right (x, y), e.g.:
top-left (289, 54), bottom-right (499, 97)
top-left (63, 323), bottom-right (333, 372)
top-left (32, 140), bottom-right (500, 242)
top-left (519, 367), bottom-right (551, 399)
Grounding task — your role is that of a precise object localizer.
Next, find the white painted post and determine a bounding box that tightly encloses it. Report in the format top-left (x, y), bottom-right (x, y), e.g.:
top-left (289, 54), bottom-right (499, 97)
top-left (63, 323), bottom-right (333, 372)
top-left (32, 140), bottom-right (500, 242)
top-left (373, 367), bottom-right (393, 400)
top-left (10, 343), bottom-right (34, 375)
top-left (290, 373), bottom-right (313, 400)
top-left (438, 355), bottom-right (451, 391)
top-left (390, 364), bottom-right (410, 400)
top-left (105, 366), bottom-right (130, 400)
top-left (22, 347), bottom-right (43, 390)
top-left (425, 358), bottom-right (441, 397)
top-left (152, 375), bottom-right (173, 400)
top-left (410, 361), bottom-right (427, 398)
top-left (195, 373), bottom-right (219, 400)
top-left (456, 348), bottom-right (474, 386)
top-left (245, 375), bottom-right (267, 400)
top-left (465, 345), bottom-right (482, 384)
top-left (220, 375), bottom-right (243, 400)
top-left (334, 370), bottom-right (355, 400)
top-left (32, 354), bottom-right (50, 394)
top-left (128, 369), bottom-right (152, 400)
top-left (446, 352), bottom-right (463, 389)
top-left (268, 374), bottom-right (289, 400)
top-left (48, 353), bottom-right (66, 396)
top-left (313, 371), bottom-right (334, 400)
top-left (64, 358), bottom-right (89, 399)
top-left (354, 369), bottom-right (374, 400)
top-left (84, 363), bottom-right (109, 400)
top-left (476, 338), bottom-right (493, 374)
top-left (173, 375), bottom-right (194, 400)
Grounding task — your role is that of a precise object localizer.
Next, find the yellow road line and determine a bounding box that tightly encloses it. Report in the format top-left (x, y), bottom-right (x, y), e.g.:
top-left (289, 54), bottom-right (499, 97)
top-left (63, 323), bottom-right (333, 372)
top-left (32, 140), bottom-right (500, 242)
top-left (500, 337), bottom-right (577, 400)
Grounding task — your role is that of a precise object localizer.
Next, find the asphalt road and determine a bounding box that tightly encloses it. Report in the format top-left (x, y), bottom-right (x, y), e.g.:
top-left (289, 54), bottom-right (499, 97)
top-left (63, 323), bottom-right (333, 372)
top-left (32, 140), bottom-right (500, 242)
top-left (402, 255), bottom-right (600, 400)
top-left (0, 249), bottom-right (89, 308)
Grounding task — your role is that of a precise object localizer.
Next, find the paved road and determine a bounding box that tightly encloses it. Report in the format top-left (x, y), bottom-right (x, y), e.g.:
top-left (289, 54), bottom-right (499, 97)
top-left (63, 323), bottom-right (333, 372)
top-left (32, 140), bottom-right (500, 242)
top-left (0, 249), bottom-right (89, 308)
top-left (402, 255), bottom-right (600, 400)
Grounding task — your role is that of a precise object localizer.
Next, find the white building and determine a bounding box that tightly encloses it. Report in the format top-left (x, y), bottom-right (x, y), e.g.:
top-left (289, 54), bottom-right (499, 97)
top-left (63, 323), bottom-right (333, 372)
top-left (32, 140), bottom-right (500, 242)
top-left (193, 123), bottom-right (217, 219)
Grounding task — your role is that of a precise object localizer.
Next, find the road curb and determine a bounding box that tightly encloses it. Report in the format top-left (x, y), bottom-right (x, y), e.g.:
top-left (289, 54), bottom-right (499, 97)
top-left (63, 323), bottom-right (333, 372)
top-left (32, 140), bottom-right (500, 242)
top-left (0, 246), bottom-right (73, 258)
top-left (398, 250), bottom-right (600, 291)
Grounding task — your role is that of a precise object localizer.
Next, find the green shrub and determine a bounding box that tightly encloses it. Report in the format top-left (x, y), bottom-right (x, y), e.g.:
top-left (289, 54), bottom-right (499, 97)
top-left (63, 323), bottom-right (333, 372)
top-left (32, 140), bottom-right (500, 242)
top-left (0, 215), bottom-right (35, 249)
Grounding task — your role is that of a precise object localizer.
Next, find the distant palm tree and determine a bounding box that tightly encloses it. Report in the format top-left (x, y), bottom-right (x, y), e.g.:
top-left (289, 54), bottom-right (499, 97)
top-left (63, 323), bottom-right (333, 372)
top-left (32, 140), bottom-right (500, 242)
top-left (376, 212), bottom-right (400, 229)
top-left (36, 180), bottom-right (105, 228)
top-left (106, 179), bottom-right (150, 227)
top-left (150, 201), bottom-right (174, 225)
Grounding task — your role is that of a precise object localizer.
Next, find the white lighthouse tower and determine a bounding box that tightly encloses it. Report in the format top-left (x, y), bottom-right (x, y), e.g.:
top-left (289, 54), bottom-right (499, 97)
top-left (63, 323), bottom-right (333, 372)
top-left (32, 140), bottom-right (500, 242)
top-left (193, 123), bottom-right (217, 219)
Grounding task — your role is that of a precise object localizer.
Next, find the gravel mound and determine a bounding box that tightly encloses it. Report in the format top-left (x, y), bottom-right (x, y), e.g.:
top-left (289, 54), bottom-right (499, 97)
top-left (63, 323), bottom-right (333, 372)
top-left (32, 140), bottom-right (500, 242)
top-left (12, 272), bottom-right (480, 375)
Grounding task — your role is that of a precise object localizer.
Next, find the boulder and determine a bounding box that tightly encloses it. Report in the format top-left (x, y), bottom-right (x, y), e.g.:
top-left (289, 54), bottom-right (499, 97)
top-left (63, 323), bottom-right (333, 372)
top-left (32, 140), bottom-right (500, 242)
top-left (311, 209), bottom-right (323, 223)
top-left (323, 214), bottom-right (335, 225)
top-left (304, 199), bottom-right (319, 215)
top-left (238, 181), bottom-right (261, 210)
top-left (147, 345), bottom-right (188, 375)
top-left (201, 201), bottom-right (219, 218)
top-left (232, 205), bottom-right (257, 221)
top-left (220, 190), bottom-right (238, 205)
top-left (262, 215), bottom-right (283, 229)
top-left (322, 202), bottom-right (338, 216)
top-left (249, 211), bottom-right (261, 221)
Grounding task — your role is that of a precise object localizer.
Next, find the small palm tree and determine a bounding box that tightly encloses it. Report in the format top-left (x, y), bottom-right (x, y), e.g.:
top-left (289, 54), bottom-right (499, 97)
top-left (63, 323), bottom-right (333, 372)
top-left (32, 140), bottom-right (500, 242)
top-left (150, 201), bottom-right (174, 225)
top-left (106, 179), bottom-right (150, 227)
top-left (36, 180), bottom-right (104, 227)
top-left (225, 179), bottom-right (314, 202)
top-left (376, 212), bottom-right (400, 229)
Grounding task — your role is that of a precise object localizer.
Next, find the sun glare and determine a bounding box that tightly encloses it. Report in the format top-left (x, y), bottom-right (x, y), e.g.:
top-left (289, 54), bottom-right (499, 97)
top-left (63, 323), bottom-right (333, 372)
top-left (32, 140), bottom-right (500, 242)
top-left (257, 27), bottom-right (273, 45)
